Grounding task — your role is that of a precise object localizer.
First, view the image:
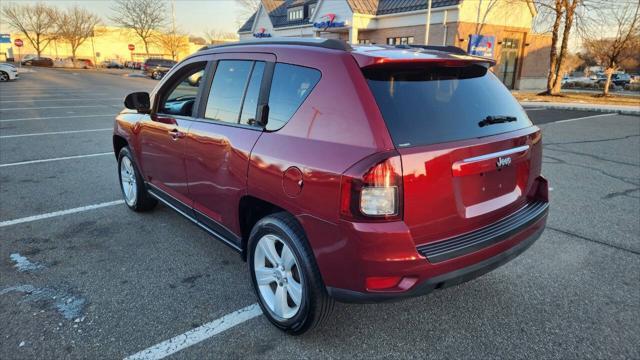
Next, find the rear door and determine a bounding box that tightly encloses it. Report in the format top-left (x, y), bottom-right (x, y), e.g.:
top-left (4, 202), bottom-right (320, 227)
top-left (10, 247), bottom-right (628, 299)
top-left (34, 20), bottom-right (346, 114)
top-left (363, 63), bottom-right (542, 245)
top-left (184, 52), bottom-right (275, 244)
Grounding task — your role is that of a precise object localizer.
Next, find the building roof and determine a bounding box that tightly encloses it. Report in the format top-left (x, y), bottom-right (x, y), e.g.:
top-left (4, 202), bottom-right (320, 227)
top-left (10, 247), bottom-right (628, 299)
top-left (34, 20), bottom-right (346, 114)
top-left (361, 0), bottom-right (460, 15)
top-left (239, 0), bottom-right (460, 33)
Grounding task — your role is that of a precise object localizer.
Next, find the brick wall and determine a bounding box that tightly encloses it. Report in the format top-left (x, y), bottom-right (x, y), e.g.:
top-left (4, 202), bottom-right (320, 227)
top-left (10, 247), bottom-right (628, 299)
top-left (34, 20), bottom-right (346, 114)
top-left (453, 22), bottom-right (551, 90)
top-left (354, 20), bottom-right (551, 90)
top-left (520, 33), bottom-right (552, 78)
top-left (358, 24), bottom-right (457, 46)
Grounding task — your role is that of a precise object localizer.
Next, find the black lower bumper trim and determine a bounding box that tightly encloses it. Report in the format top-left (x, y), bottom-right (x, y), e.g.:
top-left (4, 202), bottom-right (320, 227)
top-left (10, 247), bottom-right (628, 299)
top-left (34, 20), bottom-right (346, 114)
top-left (417, 201), bottom-right (549, 263)
top-left (327, 222), bottom-right (546, 304)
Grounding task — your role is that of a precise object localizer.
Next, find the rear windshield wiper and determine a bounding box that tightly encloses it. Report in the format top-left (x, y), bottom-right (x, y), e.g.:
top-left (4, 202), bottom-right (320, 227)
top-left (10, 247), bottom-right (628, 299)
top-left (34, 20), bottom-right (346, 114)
top-left (478, 115), bottom-right (517, 127)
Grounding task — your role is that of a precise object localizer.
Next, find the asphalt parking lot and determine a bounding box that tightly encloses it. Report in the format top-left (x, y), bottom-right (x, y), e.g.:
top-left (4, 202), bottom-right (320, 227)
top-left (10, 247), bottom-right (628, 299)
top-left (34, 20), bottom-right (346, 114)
top-left (1, 68), bottom-right (638, 359)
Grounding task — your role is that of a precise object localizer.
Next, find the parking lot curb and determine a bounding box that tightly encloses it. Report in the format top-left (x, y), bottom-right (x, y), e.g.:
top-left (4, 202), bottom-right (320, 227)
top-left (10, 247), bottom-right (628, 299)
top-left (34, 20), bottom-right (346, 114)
top-left (520, 101), bottom-right (640, 115)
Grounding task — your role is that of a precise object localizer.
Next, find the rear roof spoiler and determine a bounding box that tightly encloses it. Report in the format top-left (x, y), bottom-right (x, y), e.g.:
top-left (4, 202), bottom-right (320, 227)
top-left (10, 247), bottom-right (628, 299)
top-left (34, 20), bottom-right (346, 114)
top-left (353, 45), bottom-right (497, 68)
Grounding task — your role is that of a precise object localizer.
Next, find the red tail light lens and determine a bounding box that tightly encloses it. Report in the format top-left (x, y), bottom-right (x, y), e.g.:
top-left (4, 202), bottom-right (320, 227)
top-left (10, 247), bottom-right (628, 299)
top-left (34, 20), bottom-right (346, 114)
top-left (340, 151), bottom-right (403, 221)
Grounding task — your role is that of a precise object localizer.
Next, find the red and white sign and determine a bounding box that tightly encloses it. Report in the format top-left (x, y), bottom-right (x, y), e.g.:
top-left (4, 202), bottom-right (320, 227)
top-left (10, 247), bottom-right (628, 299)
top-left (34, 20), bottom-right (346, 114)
top-left (128, 44), bottom-right (135, 51)
top-left (14, 39), bottom-right (23, 47)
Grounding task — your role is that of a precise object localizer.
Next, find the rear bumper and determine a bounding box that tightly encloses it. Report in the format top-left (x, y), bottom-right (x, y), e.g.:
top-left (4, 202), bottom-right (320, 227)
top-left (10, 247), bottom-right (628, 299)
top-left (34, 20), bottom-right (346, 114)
top-left (327, 216), bottom-right (546, 303)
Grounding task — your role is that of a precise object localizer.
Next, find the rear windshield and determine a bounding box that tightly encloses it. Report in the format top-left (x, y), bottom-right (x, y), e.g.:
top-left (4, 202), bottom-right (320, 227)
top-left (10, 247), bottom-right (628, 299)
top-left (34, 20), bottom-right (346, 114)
top-left (364, 64), bottom-right (532, 147)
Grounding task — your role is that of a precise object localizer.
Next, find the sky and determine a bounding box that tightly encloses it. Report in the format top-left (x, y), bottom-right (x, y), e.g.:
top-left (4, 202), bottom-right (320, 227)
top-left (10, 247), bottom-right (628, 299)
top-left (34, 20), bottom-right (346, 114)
top-left (1, 0), bottom-right (245, 37)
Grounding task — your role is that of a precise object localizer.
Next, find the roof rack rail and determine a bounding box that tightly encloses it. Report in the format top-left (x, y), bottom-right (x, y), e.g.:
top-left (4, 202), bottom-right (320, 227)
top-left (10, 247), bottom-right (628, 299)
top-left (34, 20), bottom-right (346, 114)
top-left (395, 44), bottom-right (468, 55)
top-left (200, 38), bottom-right (353, 52)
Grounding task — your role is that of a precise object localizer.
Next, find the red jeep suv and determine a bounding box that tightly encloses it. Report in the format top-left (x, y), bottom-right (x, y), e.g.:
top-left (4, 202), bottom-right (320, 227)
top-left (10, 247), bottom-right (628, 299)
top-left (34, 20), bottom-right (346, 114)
top-left (113, 38), bottom-right (549, 334)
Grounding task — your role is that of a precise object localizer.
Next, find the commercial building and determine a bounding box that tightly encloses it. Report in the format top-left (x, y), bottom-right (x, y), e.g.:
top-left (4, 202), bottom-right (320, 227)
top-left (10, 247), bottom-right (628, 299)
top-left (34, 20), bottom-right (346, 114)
top-left (0, 26), bottom-right (235, 65)
top-left (238, 0), bottom-right (551, 90)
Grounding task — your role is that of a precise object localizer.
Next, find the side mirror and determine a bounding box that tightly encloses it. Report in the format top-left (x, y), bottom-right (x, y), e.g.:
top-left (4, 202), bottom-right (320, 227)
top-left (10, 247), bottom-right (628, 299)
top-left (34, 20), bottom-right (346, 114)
top-left (124, 92), bottom-right (151, 113)
top-left (256, 104), bottom-right (269, 128)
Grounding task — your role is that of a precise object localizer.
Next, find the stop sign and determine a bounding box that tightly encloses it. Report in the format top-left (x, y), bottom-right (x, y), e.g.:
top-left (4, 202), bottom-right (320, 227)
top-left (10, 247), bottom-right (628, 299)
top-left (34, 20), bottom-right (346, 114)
top-left (14, 39), bottom-right (23, 47)
top-left (128, 44), bottom-right (135, 51)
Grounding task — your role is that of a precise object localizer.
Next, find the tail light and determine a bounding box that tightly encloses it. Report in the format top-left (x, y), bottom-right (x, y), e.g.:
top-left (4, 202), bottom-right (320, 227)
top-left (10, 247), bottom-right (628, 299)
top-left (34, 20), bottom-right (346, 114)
top-left (340, 151), bottom-right (403, 221)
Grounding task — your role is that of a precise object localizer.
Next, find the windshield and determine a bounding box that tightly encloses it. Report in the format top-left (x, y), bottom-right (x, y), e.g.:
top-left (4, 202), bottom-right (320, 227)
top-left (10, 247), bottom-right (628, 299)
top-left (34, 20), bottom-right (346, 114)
top-left (364, 64), bottom-right (533, 147)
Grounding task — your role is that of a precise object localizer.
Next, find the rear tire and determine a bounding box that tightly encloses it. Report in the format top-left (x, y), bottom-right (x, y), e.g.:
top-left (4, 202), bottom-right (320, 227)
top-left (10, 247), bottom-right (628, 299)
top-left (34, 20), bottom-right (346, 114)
top-left (248, 212), bottom-right (334, 335)
top-left (152, 71), bottom-right (163, 80)
top-left (117, 147), bottom-right (157, 212)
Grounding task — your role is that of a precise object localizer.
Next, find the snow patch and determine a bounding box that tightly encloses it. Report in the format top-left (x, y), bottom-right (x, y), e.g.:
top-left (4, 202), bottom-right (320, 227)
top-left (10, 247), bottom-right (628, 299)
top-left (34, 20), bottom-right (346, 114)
top-left (10, 253), bottom-right (44, 272)
top-left (0, 285), bottom-right (86, 320)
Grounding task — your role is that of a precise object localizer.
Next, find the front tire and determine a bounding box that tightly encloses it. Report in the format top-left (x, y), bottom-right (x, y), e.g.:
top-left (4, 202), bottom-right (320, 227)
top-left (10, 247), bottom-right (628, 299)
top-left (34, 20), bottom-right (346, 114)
top-left (117, 147), bottom-right (157, 212)
top-left (248, 212), bottom-right (334, 335)
top-left (0, 71), bottom-right (9, 82)
top-left (152, 71), bottom-right (163, 80)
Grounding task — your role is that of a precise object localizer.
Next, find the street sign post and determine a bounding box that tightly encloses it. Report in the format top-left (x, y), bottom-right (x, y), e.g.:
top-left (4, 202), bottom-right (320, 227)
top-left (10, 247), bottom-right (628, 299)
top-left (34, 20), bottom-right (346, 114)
top-left (128, 44), bottom-right (135, 62)
top-left (14, 39), bottom-right (23, 67)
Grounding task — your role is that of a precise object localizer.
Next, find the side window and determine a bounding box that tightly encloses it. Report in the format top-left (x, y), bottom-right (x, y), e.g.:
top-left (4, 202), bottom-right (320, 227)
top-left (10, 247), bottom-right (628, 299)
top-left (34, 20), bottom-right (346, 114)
top-left (204, 60), bottom-right (252, 124)
top-left (267, 63), bottom-right (321, 131)
top-left (159, 62), bottom-right (206, 117)
top-left (239, 61), bottom-right (265, 126)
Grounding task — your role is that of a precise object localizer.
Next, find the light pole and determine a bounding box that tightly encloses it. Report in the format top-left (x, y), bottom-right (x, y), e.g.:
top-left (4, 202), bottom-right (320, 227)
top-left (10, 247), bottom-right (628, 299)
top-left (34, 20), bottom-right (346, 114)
top-left (424, 0), bottom-right (433, 45)
top-left (90, 29), bottom-right (97, 68)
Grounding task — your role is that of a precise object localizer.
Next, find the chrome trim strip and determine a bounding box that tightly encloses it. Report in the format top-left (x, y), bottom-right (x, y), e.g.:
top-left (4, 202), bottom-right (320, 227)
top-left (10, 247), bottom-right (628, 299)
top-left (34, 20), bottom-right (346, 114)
top-left (147, 185), bottom-right (242, 252)
top-left (462, 145), bottom-right (530, 163)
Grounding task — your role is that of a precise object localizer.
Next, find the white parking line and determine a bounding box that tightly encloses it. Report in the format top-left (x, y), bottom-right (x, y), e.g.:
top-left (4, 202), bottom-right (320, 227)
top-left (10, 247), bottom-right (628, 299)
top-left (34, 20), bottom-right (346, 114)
top-left (0, 98), bottom-right (121, 103)
top-left (124, 304), bottom-right (263, 360)
top-left (554, 113), bottom-right (617, 124)
top-left (0, 200), bottom-right (125, 228)
top-left (0, 104), bottom-right (119, 111)
top-left (0, 114), bottom-right (115, 122)
top-left (0, 152), bottom-right (112, 167)
top-left (0, 128), bottom-right (112, 139)
top-left (0, 93), bottom-right (111, 99)
top-left (523, 108), bottom-right (546, 111)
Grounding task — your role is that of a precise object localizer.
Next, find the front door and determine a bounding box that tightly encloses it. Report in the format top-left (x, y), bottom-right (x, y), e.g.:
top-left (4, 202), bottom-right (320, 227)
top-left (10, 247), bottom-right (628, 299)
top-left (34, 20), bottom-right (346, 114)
top-left (498, 38), bottom-right (520, 89)
top-left (138, 60), bottom-right (208, 210)
top-left (184, 53), bottom-right (275, 244)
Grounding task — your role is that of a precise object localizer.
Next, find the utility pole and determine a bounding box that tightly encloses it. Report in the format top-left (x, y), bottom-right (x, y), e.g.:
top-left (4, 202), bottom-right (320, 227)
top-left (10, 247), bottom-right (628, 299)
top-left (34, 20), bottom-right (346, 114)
top-left (90, 29), bottom-right (97, 69)
top-left (171, 0), bottom-right (177, 33)
top-left (424, 0), bottom-right (433, 45)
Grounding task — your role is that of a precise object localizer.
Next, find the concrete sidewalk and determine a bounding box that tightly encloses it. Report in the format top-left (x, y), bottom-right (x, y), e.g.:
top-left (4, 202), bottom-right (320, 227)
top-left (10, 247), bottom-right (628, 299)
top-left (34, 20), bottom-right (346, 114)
top-left (520, 101), bottom-right (639, 115)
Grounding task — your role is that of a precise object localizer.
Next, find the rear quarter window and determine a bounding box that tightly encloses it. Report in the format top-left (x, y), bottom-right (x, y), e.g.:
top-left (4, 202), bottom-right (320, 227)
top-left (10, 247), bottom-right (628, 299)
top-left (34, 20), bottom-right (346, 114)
top-left (364, 64), bottom-right (532, 147)
top-left (266, 63), bottom-right (321, 131)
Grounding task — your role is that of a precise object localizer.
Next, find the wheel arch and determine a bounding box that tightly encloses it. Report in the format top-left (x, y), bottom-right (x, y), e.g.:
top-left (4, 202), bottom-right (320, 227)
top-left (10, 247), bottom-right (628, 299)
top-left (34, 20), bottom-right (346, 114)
top-left (238, 195), bottom-right (305, 261)
top-left (113, 134), bottom-right (128, 159)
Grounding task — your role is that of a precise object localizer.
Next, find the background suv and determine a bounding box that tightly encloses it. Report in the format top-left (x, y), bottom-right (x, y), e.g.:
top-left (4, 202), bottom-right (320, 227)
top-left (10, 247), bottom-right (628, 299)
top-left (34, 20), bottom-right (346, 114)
top-left (114, 38), bottom-right (549, 334)
top-left (142, 58), bottom-right (177, 80)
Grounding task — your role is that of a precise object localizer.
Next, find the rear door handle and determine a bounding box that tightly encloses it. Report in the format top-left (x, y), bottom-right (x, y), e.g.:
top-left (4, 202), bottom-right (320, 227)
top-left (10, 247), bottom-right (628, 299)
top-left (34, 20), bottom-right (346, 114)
top-left (169, 128), bottom-right (185, 140)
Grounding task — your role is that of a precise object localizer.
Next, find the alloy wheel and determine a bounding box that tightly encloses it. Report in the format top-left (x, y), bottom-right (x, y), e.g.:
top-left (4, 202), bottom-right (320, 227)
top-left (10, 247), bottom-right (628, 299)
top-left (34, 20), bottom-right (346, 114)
top-left (0, 72), bottom-right (8, 82)
top-left (120, 156), bottom-right (137, 206)
top-left (253, 234), bottom-right (303, 319)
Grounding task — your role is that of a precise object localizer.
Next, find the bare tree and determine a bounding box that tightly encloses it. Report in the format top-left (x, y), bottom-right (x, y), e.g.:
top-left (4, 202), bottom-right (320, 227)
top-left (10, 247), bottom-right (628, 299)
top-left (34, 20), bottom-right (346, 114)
top-left (236, 0), bottom-right (261, 27)
top-left (204, 29), bottom-right (239, 44)
top-left (531, 0), bottom-right (584, 95)
top-left (155, 30), bottom-right (189, 60)
top-left (1, 2), bottom-right (57, 57)
top-left (52, 6), bottom-right (101, 64)
top-left (473, 0), bottom-right (500, 35)
top-left (583, 1), bottom-right (640, 95)
top-left (110, 0), bottom-right (166, 56)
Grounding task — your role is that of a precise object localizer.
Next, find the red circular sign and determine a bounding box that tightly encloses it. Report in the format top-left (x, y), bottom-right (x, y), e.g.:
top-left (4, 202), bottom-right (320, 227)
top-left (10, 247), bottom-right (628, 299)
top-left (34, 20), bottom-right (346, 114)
top-left (14, 39), bottom-right (24, 47)
top-left (128, 44), bottom-right (135, 51)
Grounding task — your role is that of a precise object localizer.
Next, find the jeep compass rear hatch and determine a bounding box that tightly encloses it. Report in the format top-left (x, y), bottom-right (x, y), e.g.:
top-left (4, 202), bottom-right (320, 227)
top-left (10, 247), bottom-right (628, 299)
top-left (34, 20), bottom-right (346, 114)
top-left (362, 56), bottom-right (542, 255)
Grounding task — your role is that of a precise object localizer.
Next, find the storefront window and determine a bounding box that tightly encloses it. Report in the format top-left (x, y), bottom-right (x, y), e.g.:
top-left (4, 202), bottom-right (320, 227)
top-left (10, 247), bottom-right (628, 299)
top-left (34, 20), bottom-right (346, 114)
top-left (387, 37), bottom-right (415, 45)
top-left (358, 39), bottom-right (371, 44)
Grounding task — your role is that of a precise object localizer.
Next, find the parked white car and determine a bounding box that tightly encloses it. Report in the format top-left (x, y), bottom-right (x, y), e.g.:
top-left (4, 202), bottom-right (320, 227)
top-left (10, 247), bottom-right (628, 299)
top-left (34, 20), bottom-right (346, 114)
top-left (0, 63), bottom-right (19, 82)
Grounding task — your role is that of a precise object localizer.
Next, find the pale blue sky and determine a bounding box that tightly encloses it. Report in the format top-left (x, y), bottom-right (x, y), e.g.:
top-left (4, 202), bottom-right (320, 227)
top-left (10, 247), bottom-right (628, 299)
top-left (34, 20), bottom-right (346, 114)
top-left (2, 0), bottom-right (245, 36)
